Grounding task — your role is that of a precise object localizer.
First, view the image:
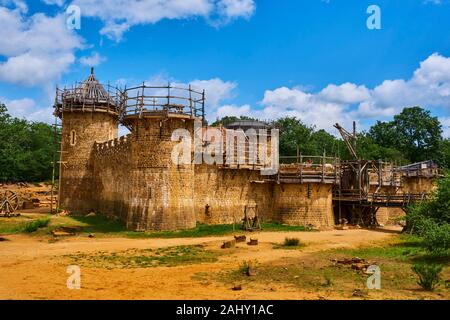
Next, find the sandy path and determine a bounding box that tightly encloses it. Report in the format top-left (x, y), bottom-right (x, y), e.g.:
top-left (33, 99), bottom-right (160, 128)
top-left (0, 228), bottom-right (400, 300)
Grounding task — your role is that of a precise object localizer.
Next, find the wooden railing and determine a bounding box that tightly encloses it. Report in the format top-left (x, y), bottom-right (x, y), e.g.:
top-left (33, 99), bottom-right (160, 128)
top-left (276, 155), bottom-right (340, 184)
top-left (122, 84), bottom-right (205, 120)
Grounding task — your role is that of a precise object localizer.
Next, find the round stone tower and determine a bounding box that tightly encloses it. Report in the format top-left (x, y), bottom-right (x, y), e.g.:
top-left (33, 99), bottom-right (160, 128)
top-left (55, 68), bottom-right (121, 213)
top-left (122, 84), bottom-right (205, 230)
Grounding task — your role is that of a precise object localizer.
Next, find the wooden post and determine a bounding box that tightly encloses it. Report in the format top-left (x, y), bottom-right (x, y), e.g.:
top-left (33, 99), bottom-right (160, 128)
top-left (299, 153), bottom-right (303, 184)
top-left (322, 150), bottom-right (326, 183)
top-left (202, 90), bottom-right (206, 124)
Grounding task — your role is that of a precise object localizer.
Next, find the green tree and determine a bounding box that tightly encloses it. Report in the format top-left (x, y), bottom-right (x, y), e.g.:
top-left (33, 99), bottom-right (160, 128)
top-left (0, 103), bottom-right (55, 182)
top-left (370, 107), bottom-right (443, 164)
top-left (210, 115), bottom-right (257, 127)
top-left (272, 117), bottom-right (314, 157)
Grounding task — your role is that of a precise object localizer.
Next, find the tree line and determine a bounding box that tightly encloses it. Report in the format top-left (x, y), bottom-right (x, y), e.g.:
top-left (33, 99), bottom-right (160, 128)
top-left (212, 106), bottom-right (450, 168)
top-left (0, 103), bottom-right (56, 182)
top-left (0, 102), bottom-right (449, 182)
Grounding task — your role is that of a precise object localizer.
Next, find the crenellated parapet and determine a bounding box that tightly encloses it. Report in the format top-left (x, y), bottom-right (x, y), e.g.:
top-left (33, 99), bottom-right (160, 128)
top-left (94, 134), bottom-right (132, 160)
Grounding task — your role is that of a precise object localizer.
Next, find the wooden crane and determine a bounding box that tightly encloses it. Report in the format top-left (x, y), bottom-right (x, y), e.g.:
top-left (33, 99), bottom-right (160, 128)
top-left (334, 122), bottom-right (358, 160)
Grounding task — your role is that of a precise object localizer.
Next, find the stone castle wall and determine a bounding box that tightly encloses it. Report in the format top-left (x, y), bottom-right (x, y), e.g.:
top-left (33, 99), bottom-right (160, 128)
top-left (193, 165), bottom-right (275, 225)
top-left (273, 184), bottom-right (334, 228)
top-left (93, 135), bottom-right (132, 223)
top-left (89, 130), bottom-right (335, 230)
top-left (59, 112), bottom-right (118, 213)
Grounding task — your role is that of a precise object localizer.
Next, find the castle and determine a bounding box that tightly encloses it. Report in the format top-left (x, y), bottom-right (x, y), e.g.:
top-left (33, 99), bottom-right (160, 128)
top-left (55, 69), bottom-right (440, 231)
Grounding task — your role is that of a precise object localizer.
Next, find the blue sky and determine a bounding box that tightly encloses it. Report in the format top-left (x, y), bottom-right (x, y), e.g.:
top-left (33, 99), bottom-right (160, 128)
top-left (0, 0), bottom-right (449, 136)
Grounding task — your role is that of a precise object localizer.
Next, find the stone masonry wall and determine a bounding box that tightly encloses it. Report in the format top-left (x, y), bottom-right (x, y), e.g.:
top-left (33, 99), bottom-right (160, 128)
top-left (273, 183), bottom-right (334, 228)
top-left (93, 135), bottom-right (132, 222)
top-left (126, 117), bottom-right (196, 231)
top-left (194, 165), bottom-right (275, 225)
top-left (60, 112), bottom-right (118, 213)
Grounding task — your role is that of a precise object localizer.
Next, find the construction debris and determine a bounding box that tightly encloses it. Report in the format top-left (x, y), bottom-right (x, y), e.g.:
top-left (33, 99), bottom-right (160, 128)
top-left (221, 240), bottom-right (236, 249)
top-left (234, 235), bottom-right (246, 243)
top-left (352, 289), bottom-right (369, 298)
top-left (51, 226), bottom-right (82, 237)
top-left (333, 257), bottom-right (372, 272)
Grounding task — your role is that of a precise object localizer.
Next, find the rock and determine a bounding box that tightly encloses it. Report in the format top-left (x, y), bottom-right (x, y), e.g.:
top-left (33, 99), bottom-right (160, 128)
top-left (0, 237), bottom-right (9, 242)
top-left (352, 263), bottom-right (369, 271)
top-left (247, 238), bottom-right (258, 246)
top-left (232, 284), bottom-right (242, 291)
top-left (234, 235), bottom-right (246, 243)
top-left (86, 212), bottom-right (96, 217)
top-left (352, 289), bottom-right (369, 298)
top-left (88, 233), bottom-right (95, 238)
top-left (221, 240), bottom-right (236, 249)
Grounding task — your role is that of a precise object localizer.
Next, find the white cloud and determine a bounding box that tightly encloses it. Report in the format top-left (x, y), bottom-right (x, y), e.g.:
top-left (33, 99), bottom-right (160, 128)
top-left (0, 0), bottom-right (27, 12)
top-left (1, 97), bottom-right (54, 123)
top-left (70, 0), bottom-right (256, 41)
top-left (251, 53), bottom-right (450, 132)
top-left (319, 83), bottom-right (370, 104)
top-left (255, 87), bottom-right (355, 130)
top-left (440, 117), bottom-right (450, 138)
top-left (79, 52), bottom-right (106, 67)
top-left (189, 78), bottom-right (236, 108)
top-left (217, 0), bottom-right (255, 19)
top-left (0, 6), bottom-right (83, 87)
top-left (41, 0), bottom-right (65, 6)
top-left (216, 104), bottom-right (251, 118)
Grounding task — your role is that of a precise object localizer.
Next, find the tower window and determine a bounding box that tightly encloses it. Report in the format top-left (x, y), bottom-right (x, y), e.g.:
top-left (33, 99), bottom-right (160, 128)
top-left (70, 130), bottom-right (77, 146)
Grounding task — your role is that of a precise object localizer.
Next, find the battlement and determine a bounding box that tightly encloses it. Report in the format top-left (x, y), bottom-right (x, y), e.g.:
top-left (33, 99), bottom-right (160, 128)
top-left (94, 134), bottom-right (132, 157)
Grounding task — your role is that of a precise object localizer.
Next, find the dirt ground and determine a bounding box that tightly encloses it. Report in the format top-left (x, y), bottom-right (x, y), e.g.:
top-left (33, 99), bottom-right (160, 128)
top-left (1, 225), bottom-right (432, 300)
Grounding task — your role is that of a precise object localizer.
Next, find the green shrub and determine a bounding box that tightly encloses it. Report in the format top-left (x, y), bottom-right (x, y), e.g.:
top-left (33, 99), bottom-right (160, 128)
top-left (421, 222), bottom-right (450, 253)
top-left (412, 263), bottom-right (443, 291)
top-left (407, 174), bottom-right (450, 231)
top-left (283, 237), bottom-right (300, 247)
top-left (24, 218), bottom-right (50, 233)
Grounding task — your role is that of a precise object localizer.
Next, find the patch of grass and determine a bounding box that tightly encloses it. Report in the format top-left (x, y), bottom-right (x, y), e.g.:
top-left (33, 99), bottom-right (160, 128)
top-left (237, 260), bottom-right (259, 275)
top-left (221, 258), bottom-right (366, 294)
top-left (261, 223), bottom-right (310, 232)
top-left (1, 214), bottom-right (315, 239)
top-left (68, 214), bottom-right (127, 233)
top-left (218, 235), bottom-right (450, 299)
top-left (284, 237), bottom-right (300, 246)
top-left (273, 237), bottom-right (305, 250)
top-left (65, 245), bottom-right (219, 269)
top-left (23, 218), bottom-right (50, 233)
top-left (0, 215), bottom-right (52, 234)
top-left (116, 222), bottom-right (311, 239)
